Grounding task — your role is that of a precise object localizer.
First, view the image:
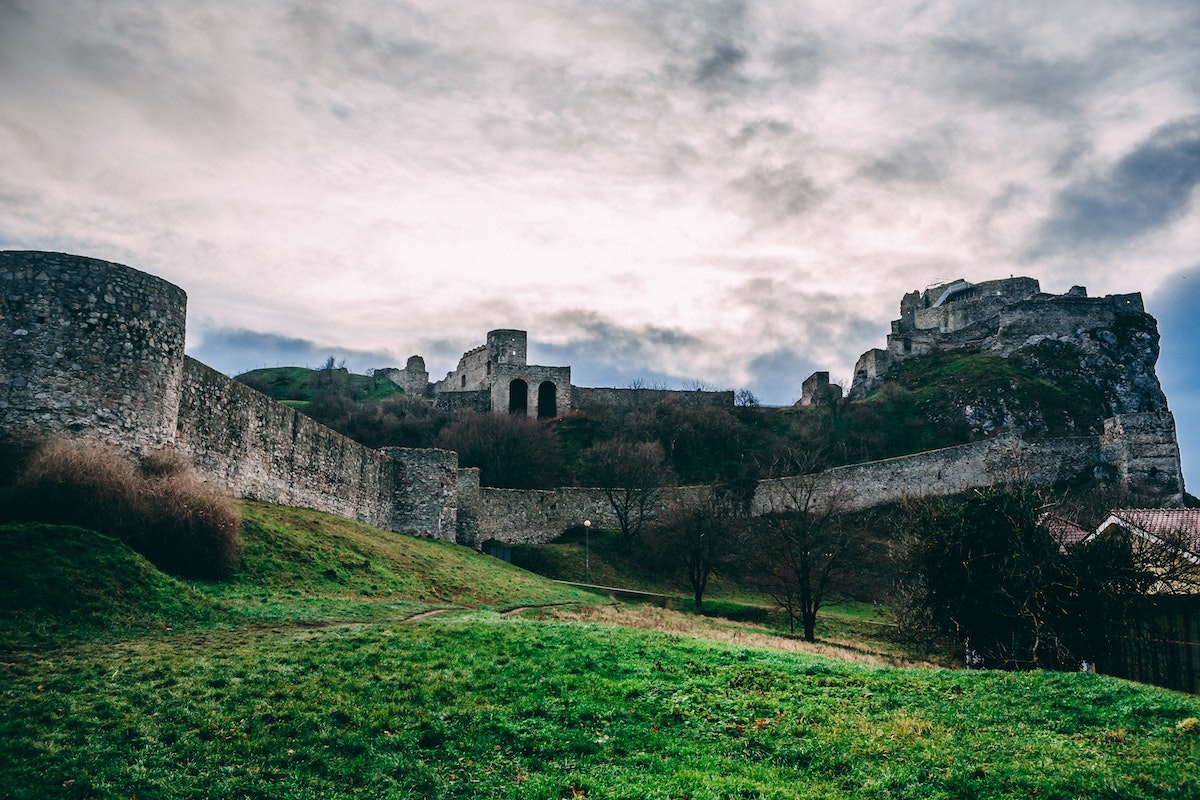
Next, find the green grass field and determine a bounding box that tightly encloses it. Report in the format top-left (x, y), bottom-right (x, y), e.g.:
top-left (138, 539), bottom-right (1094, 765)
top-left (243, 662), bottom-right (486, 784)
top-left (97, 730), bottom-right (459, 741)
top-left (3, 505), bottom-right (1200, 799)
top-left (235, 366), bottom-right (402, 404)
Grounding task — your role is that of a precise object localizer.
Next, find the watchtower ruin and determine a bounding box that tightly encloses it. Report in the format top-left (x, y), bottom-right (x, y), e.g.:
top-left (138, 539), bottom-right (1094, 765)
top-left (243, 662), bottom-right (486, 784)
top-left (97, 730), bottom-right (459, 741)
top-left (428, 330), bottom-right (572, 419)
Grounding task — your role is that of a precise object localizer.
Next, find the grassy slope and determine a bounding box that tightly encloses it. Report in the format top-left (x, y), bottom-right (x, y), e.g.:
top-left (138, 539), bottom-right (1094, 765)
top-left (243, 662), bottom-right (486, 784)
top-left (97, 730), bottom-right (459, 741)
top-left (0, 524), bottom-right (217, 649)
top-left (508, 528), bottom-right (898, 650)
top-left (3, 505), bottom-right (1200, 799)
top-left (235, 366), bottom-right (401, 403)
top-left (203, 502), bottom-right (601, 624)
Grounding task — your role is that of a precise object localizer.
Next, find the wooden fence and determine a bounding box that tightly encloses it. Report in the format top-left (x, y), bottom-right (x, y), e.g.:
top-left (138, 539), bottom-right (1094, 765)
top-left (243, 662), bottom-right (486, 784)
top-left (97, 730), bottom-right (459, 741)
top-left (1104, 596), bottom-right (1200, 695)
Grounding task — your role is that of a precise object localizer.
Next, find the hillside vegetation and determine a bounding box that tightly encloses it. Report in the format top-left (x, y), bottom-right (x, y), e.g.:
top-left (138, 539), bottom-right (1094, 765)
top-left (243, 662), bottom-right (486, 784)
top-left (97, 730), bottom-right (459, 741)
top-left (238, 350), bottom-right (1113, 491)
top-left (3, 502), bottom-right (1200, 799)
top-left (235, 364), bottom-right (402, 409)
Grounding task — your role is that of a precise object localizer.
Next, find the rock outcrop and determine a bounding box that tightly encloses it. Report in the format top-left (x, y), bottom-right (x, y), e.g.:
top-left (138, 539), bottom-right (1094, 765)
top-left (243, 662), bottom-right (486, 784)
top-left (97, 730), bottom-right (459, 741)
top-left (850, 278), bottom-right (1169, 436)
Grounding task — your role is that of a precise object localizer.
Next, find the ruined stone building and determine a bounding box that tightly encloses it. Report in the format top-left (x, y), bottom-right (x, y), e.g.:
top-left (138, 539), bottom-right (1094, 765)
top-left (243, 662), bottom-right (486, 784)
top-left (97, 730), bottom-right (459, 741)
top-left (424, 329), bottom-right (572, 419)
top-left (382, 329), bottom-right (735, 419)
top-left (374, 356), bottom-right (429, 399)
top-left (849, 276), bottom-right (1163, 416)
top-left (1, 253), bottom-right (1187, 550)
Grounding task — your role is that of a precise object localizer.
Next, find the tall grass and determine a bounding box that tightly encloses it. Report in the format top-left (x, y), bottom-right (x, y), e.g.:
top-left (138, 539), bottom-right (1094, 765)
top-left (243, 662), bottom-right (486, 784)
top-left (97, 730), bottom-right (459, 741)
top-left (2, 438), bottom-right (241, 579)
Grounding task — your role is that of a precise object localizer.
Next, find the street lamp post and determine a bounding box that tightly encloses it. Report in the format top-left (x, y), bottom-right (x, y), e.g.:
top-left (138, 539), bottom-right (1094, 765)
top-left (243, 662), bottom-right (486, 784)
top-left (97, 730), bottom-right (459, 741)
top-left (583, 520), bottom-right (591, 585)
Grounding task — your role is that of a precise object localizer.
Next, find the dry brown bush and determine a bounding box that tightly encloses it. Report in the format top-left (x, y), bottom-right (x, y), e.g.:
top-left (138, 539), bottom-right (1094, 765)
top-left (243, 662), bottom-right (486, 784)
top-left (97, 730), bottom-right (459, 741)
top-left (4, 437), bottom-right (241, 579)
top-left (134, 468), bottom-right (242, 579)
top-left (9, 438), bottom-right (143, 533)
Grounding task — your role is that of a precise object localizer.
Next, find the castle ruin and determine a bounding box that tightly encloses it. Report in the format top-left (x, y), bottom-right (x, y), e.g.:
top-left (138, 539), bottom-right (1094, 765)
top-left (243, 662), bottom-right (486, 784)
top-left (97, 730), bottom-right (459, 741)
top-left (379, 329), bottom-right (735, 417)
top-left (0, 252), bottom-right (1187, 550)
top-left (428, 329), bottom-right (572, 418)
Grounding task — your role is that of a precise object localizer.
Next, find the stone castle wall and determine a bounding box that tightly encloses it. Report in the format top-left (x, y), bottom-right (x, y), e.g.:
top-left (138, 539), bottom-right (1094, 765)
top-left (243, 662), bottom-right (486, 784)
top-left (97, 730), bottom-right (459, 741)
top-left (1, 251), bottom-right (456, 540)
top-left (454, 469), bottom-right (711, 547)
top-left (384, 446), bottom-right (460, 539)
top-left (469, 419), bottom-right (1179, 546)
top-left (176, 358), bottom-right (401, 531)
top-left (753, 434), bottom-right (1104, 515)
top-left (2, 251), bottom-right (1186, 553)
top-left (572, 386), bottom-right (735, 411)
top-left (1, 251), bottom-right (186, 452)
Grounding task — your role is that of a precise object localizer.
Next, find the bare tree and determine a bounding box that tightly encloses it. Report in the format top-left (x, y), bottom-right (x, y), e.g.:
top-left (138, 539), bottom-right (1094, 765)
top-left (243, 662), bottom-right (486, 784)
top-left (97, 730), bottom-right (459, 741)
top-left (734, 389), bottom-right (760, 408)
top-left (751, 457), bottom-right (854, 641)
top-left (583, 439), bottom-right (671, 543)
top-left (436, 412), bottom-right (562, 489)
top-left (650, 489), bottom-right (740, 611)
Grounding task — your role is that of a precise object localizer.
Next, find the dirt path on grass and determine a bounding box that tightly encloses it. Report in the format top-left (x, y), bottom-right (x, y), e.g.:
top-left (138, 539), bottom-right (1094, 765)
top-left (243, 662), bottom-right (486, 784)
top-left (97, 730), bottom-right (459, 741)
top-left (502, 601), bottom-right (609, 618)
top-left (402, 608), bottom-right (458, 623)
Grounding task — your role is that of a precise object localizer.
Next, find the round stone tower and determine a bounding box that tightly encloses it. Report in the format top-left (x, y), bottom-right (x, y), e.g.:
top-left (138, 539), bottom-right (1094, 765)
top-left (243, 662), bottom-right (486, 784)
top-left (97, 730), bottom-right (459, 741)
top-left (0, 251), bottom-right (188, 452)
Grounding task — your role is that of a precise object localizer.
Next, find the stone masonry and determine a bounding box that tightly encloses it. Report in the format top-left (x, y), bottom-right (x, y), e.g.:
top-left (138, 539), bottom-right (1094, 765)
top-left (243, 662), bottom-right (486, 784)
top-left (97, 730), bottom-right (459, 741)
top-left (0, 252), bottom-right (1187, 551)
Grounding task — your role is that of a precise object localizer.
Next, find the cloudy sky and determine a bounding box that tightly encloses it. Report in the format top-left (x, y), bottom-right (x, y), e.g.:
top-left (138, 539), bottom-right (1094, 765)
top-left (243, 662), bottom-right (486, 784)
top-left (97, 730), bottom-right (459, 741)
top-left (1, 0), bottom-right (1198, 481)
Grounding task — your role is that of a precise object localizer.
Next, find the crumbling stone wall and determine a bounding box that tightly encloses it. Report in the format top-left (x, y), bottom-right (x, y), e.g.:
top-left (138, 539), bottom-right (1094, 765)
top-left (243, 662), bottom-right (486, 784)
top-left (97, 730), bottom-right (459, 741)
top-left (177, 358), bottom-right (402, 531)
top-left (377, 355), bottom-right (428, 397)
top-left (0, 251), bottom-right (186, 452)
top-left (572, 386), bottom-right (735, 411)
top-left (797, 372), bottom-right (841, 407)
top-left (384, 446), bottom-right (459, 539)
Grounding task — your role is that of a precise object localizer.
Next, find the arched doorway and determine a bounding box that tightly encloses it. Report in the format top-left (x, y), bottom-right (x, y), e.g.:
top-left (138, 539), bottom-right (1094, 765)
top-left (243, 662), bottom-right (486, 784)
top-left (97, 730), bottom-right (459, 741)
top-left (508, 379), bottom-right (528, 415)
top-left (537, 381), bottom-right (557, 419)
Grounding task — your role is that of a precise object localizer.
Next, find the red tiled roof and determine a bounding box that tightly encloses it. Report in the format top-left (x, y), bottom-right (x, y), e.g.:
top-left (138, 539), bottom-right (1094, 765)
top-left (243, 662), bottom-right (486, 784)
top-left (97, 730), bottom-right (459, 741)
top-left (1100, 508), bottom-right (1200, 557)
top-left (1041, 514), bottom-right (1091, 550)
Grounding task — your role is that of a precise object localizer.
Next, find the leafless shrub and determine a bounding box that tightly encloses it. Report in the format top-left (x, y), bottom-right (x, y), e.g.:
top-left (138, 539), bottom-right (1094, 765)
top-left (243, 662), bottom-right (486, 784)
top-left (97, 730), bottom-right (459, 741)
top-left (5, 437), bottom-right (241, 579)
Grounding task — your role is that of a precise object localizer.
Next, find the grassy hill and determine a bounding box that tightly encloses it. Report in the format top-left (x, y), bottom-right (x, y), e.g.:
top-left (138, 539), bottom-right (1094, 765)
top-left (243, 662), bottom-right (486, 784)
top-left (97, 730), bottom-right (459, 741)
top-left (235, 365), bottom-right (402, 407)
top-left (3, 504), bottom-right (1199, 799)
top-left (0, 524), bottom-right (218, 648)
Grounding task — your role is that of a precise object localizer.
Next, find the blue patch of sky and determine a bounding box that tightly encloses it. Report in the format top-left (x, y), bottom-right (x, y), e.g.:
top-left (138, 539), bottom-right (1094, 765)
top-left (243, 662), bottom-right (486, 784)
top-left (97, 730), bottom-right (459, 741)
top-left (1148, 267), bottom-right (1200, 490)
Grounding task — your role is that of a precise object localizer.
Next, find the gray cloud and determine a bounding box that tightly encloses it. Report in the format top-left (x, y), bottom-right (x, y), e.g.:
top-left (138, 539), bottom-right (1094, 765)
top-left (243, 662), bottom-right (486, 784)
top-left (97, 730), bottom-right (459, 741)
top-left (766, 35), bottom-right (824, 88)
top-left (530, 313), bottom-right (709, 389)
top-left (726, 163), bottom-right (825, 224)
top-left (930, 36), bottom-right (1099, 116)
top-left (696, 42), bottom-right (748, 86)
top-left (1034, 116), bottom-right (1200, 253)
top-left (860, 129), bottom-right (957, 185)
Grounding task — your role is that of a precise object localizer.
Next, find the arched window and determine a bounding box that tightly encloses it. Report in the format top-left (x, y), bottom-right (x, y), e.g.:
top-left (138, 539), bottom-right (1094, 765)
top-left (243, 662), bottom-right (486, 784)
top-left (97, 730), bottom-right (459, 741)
top-left (537, 381), bottom-right (557, 419)
top-left (508, 379), bottom-right (528, 415)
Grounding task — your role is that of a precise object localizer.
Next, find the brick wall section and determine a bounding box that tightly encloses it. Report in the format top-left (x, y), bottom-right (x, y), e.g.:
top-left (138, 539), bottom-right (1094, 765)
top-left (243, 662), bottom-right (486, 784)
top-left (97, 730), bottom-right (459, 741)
top-left (0, 251), bottom-right (186, 452)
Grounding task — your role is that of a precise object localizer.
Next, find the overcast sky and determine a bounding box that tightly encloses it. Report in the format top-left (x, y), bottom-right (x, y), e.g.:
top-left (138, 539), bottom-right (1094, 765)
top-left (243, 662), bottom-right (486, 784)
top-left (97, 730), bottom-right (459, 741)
top-left (1, 0), bottom-right (1198, 483)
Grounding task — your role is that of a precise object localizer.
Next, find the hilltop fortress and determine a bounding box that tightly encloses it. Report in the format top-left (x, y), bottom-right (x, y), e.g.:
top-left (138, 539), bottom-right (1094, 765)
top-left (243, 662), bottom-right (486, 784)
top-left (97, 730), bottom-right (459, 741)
top-left (376, 328), bottom-right (733, 417)
top-left (0, 252), bottom-right (1186, 548)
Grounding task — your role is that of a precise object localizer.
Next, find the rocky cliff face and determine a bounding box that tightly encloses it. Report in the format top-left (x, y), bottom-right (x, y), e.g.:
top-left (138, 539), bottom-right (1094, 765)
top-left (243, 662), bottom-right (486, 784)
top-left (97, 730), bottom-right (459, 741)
top-left (850, 279), bottom-right (1170, 442)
